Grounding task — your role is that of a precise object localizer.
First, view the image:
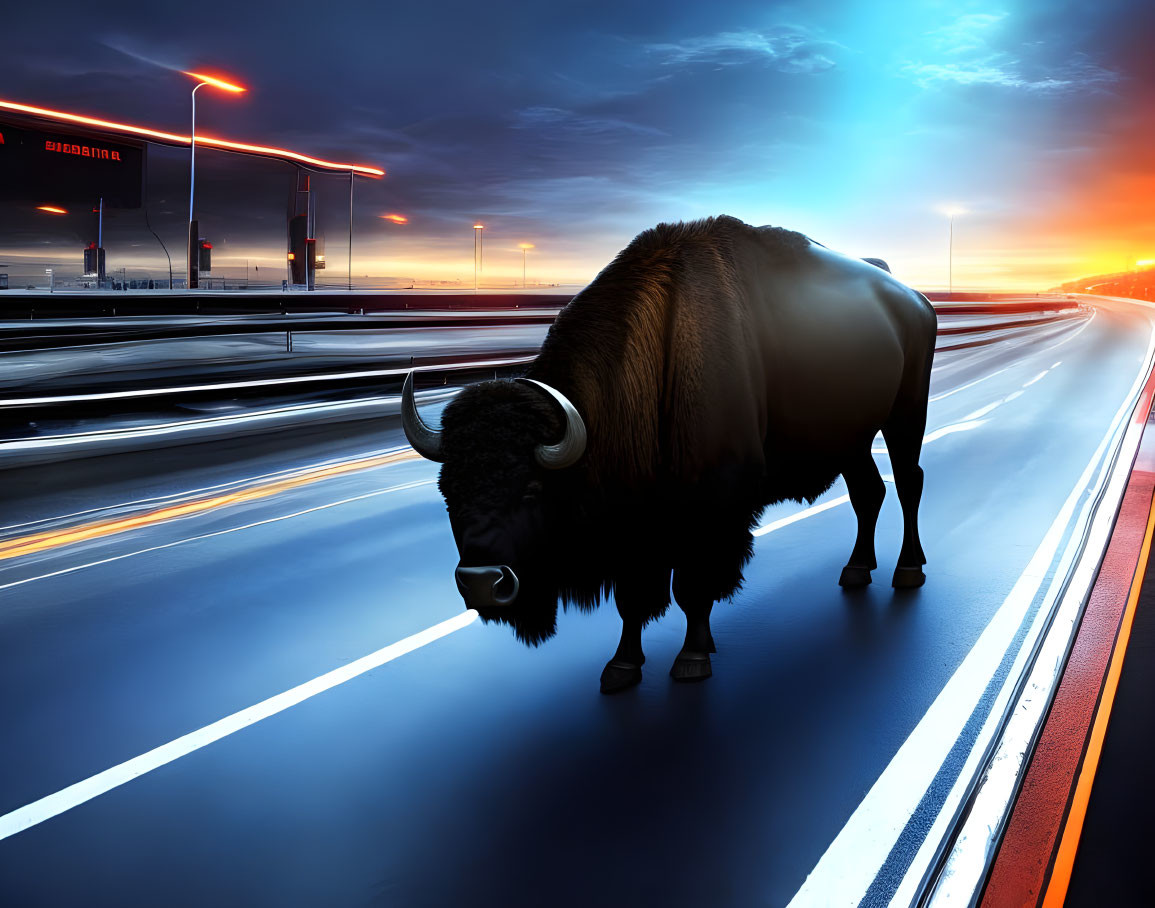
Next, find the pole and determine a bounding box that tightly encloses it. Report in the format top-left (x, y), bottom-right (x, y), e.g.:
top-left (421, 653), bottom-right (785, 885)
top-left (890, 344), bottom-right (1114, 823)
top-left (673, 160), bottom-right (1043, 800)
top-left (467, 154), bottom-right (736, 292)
top-left (473, 228), bottom-right (478, 291)
top-left (522, 247), bottom-right (527, 288)
top-left (948, 214), bottom-right (954, 297)
top-left (188, 82), bottom-right (204, 289)
top-left (348, 168), bottom-right (354, 291)
top-left (98, 196), bottom-right (106, 286)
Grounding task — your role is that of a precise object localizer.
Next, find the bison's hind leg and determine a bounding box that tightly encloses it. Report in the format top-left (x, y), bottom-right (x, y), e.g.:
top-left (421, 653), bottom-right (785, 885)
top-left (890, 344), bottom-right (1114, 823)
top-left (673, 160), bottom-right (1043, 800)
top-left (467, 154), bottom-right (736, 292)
top-left (839, 447), bottom-right (886, 588)
top-left (883, 400), bottom-right (929, 589)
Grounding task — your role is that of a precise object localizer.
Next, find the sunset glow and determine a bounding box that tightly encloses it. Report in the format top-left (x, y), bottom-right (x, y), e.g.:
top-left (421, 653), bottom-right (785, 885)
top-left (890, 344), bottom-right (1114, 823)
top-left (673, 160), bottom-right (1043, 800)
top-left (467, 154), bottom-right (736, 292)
top-left (380, 214), bottom-right (409, 224)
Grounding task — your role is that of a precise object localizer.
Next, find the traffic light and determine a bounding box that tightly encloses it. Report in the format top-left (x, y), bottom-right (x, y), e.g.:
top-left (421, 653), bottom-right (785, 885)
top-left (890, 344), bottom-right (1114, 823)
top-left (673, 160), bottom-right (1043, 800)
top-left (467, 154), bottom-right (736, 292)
top-left (198, 239), bottom-right (212, 273)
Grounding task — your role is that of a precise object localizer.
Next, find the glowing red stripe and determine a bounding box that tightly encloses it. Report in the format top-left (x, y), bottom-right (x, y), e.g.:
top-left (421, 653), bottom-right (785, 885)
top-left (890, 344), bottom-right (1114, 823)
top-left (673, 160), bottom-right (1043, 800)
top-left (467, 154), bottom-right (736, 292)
top-left (0, 99), bottom-right (385, 176)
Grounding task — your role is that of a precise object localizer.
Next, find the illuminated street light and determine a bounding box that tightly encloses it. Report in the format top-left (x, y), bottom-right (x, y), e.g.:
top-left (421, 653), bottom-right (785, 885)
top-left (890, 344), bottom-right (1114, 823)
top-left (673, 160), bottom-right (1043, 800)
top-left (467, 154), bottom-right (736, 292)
top-left (36, 205), bottom-right (68, 215)
top-left (380, 214), bottom-right (409, 224)
top-left (473, 224), bottom-right (484, 291)
top-left (183, 71), bottom-right (246, 289)
top-left (518, 243), bottom-right (535, 288)
top-left (939, 206), bottom-right (967, 296)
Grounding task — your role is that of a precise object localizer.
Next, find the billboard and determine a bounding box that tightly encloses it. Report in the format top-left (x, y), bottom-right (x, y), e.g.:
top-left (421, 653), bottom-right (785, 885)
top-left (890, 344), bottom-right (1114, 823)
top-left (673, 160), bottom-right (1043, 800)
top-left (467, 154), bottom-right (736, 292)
top-left (0, 122), bottom-right (144, 208)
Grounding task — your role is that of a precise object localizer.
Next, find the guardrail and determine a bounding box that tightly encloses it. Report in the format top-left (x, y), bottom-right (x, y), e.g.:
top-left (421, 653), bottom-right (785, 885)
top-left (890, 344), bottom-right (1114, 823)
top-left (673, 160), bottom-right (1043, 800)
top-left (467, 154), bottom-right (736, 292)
top-left (0, 290), bottom-right (576, 322)
top-left (0, 300), bottom-right (1088, 412)
top-left (0, 298), bottom-right (1092, 469)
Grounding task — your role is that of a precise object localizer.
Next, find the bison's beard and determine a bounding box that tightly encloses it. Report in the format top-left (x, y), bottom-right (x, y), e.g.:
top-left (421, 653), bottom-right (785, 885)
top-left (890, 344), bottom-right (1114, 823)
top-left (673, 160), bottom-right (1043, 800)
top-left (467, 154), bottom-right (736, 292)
top-left (473, 577), bottom-right (561, 647)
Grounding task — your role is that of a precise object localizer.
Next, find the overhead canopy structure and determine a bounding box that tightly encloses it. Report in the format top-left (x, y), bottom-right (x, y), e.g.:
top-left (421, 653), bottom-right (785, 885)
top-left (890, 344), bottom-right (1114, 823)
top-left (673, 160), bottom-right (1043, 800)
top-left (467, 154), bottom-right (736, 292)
top-left (0, 98), bottom-right (385, 176)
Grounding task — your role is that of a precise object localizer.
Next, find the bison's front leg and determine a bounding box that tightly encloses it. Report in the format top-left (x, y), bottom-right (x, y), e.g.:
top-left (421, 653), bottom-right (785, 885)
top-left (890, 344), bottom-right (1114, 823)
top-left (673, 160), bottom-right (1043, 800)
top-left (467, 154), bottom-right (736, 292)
top-left (601, 568), bottom-right (671, 694)
top-left (601, 608), bottom-right (645, 694)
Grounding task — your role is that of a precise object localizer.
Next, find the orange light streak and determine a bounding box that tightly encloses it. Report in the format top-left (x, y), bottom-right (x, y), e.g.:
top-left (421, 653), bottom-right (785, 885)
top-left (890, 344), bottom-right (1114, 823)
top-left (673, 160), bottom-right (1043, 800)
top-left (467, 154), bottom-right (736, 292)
top-left (35, 205), bottom-right (67, 214)
top-left (380, 213), bottom-right (409, 224)
top-left (0, 98), bottom-right (385, 176)
top-left (183, 71), bottom-right (247, 93)
top-left (0, 449), bottom-right (419, 563)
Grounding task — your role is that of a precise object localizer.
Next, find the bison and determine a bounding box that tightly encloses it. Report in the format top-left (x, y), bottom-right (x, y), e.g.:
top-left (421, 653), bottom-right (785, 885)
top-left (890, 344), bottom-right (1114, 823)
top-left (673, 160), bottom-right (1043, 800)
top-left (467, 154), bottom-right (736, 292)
top-left (402, 215), bottom-right (936, 693)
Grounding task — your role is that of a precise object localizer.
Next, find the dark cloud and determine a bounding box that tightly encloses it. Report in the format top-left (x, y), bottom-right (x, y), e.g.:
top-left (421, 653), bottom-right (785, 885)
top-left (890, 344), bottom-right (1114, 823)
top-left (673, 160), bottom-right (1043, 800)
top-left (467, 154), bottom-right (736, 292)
top-left (1, 0), bottom-right (1154, 289)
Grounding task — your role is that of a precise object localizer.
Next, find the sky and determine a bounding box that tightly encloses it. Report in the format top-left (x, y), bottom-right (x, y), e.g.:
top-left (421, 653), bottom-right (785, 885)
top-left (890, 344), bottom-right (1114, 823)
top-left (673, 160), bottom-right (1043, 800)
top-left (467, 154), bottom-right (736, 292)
top-left (1, 0), bottom-right (1153, 290)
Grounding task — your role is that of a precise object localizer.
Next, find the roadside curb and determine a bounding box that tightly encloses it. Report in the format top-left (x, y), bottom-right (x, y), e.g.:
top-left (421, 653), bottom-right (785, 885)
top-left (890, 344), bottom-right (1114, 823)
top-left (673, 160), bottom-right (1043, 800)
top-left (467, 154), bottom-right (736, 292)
top-left (979, 391), bottom-right (1155, 905)
top-left (919, 332), bottom-right (1155, 904)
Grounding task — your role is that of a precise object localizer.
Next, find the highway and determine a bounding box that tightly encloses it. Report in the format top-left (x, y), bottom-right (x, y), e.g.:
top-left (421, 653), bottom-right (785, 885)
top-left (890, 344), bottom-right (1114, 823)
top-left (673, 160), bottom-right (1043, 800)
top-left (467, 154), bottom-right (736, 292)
top-left (0, 295), bottom-right (1151, 906)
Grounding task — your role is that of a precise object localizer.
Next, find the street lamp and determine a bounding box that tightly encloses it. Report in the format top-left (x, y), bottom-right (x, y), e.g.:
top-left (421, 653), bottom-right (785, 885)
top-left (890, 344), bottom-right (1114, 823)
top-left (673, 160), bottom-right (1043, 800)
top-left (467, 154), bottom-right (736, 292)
top-left (940, 206), bottom-right (966, 296)
top-left (473, 224), bottom-right (484, 291)
top-left (183, 71), bottom-right (245, 289)
top-left (518, 243), bottom-right (534, 288)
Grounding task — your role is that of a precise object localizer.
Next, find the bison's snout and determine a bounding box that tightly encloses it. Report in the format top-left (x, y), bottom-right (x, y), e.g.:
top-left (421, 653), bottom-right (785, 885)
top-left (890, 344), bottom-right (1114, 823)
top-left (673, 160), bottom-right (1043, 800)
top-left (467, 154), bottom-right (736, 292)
top-left (455, 564), bottom-right (520, 607)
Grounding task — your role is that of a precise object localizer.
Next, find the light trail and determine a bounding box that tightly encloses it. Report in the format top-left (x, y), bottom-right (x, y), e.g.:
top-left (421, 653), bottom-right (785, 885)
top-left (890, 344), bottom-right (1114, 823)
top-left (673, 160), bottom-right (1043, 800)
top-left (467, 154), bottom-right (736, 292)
top-left (0, 480), bottom-right (433, 593)
top-left (0, 449), bottom-right (420, 562)
top-left (0, 98), bottom-right (384, 176)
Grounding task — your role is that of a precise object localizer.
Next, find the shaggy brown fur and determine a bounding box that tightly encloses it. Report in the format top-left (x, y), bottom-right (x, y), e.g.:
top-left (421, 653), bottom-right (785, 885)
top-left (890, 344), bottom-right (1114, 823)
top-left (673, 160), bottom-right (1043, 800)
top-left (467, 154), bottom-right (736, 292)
top-left (434, 213), bottom-right (936, 660)
top-left (438, 216), bottom-right (823, 643)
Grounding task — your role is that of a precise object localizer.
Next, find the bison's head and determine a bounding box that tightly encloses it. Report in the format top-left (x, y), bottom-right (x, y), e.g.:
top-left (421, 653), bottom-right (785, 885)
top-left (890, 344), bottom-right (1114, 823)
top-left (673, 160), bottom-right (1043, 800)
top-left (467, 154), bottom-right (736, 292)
top-left (402, 374), bottom-right (586, 644)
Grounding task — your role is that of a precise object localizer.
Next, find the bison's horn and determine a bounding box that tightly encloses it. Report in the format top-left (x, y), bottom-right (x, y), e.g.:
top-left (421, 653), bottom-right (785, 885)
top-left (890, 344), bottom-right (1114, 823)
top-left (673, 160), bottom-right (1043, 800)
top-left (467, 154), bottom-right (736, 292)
top-left (401, 372), bottom-right (445, 462)
top-left (517, 379), bottom-right (587, 470)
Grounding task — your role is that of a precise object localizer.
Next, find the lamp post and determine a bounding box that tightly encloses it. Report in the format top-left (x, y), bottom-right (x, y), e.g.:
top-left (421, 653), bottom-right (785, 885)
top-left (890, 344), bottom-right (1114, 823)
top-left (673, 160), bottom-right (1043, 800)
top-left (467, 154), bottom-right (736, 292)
top-left (940, 206), bottom-right (966, 296)
top-left (518, 243), bottom-right (534, 288)
top-left (183, 71), bottom-right (245, 290)
top-left (348, 168), bottom-right (355, 291)
top-left (473, 224), bottom-right (484, 290)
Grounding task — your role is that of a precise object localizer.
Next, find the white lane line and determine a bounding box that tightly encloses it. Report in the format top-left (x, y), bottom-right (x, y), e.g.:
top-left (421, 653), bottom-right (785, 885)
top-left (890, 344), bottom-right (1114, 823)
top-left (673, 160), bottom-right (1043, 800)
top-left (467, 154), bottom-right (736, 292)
top-left (928, 310), bottom-right (1092, 403)
top-left (925, 369), bottom-right (1150, 902)
top-left (1023, 370), bottom-right (1049, 388)
top-left (753, 495), bottom-right (850, 537)
top-left (0, 480), bottom-right (434, 592)
top-left (920, 419), bottom-right (988, 445)
top-left (787, 317), bottom-right (1155, 908)
top-left (0, 609), bottom-right (480, 842)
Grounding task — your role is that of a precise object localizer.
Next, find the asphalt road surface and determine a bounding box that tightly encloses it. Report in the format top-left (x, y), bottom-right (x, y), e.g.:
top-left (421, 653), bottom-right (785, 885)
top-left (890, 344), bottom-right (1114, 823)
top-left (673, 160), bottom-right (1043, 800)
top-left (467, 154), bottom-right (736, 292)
top-left (0, 296), bottom-right (1150, 906)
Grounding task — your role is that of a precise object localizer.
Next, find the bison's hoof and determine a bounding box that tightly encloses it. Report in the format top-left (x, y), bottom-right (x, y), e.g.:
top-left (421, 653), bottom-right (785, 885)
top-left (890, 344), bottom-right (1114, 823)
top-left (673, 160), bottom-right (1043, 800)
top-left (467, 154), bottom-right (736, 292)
top-left (600, 660), bottom-right (643, 694)
top-left (892, 566), bottom-right (926, 589)
top-left (839, 565), bottom-right (873, 588)
top-left (670, 651), bottom-right (712, 682)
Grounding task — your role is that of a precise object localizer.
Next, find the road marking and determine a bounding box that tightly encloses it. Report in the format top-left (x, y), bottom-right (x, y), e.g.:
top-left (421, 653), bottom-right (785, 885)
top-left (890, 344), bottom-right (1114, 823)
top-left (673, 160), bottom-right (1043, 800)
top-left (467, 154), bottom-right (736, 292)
top-left (787, 316), bottom-right (1155, 908)
top-left (753, 495), bottom-right (850, 537)
top-left (0, 480), bottom-right (433, 592)
top-left (1023, 370), bottom-right (1049, 387)
top-left (928, 311), bottom-right (1091, 403)
top-left (0, 449), bottom-right (421, 563)
top-left (0, 609), bottom-right (479, 842)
